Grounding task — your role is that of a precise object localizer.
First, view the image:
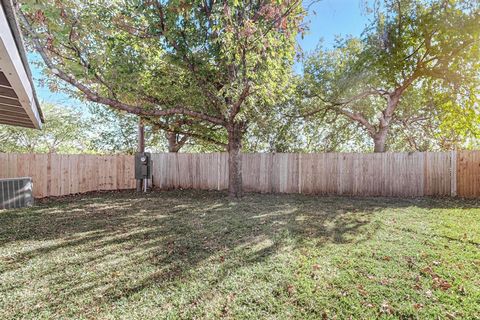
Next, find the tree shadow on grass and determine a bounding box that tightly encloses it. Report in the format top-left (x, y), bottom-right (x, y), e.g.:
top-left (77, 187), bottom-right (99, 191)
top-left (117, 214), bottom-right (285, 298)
top-left (0, 190), bottom-right (478, 316)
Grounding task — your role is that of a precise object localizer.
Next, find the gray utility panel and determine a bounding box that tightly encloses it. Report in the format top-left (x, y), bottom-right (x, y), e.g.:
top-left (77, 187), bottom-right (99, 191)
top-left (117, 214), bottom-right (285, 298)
top-left (135, 152), bottom-right (152, 180)
top-left (0, 177), bottom-right (34, 210)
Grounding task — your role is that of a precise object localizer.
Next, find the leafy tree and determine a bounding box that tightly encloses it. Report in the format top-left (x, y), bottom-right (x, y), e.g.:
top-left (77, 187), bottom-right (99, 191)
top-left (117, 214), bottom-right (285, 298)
top-left (384, 84), bottom-right (480, 151)
top-left (88, 104), bottom-right (228, 153)
top-left (302, 0), bottom-right (480, 152)
top-left (19, 0), bottom-right (304, 197)
top-left (87, 104), bottom-right (161, 154)
top-left (0, 103), bottom-right (88, 153)
top-left (243, 94), bottom-right (306, 152)
top-left (147, 115), bottom-right (228, 152)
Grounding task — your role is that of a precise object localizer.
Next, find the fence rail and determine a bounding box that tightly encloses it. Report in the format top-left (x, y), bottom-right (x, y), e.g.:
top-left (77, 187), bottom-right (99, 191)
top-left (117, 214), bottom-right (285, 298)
top-left (1, 151), bottom-right (479, 198)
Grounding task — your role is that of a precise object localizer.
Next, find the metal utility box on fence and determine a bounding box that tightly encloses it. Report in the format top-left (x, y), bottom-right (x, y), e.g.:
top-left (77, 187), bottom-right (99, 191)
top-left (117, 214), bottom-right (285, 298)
top-left (135, 152), bottom-right (152, 180)
top-left (0, 177), bottom-right (34, 209)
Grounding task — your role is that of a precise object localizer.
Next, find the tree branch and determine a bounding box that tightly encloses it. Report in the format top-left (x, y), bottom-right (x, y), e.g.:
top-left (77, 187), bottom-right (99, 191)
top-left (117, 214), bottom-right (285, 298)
top-left (337, 109), bottom-right (376, 136)
top-left (19, 10), bottom-right (227, 127)
top-left (153, 120), bottom-right (227, 148)
top-left (228, 84), bottom-right (250, 122)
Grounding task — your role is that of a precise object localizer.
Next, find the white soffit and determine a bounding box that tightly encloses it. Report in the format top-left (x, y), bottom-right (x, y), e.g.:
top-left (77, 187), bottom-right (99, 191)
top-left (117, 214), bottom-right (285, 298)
top-left (0, 0), bottom-right (42, 129)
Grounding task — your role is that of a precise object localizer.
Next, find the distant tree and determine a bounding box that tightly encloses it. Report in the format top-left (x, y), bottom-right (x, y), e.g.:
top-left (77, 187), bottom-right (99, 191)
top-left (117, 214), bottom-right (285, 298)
top-left (302, 0), bottom-right (480, 152)
top-left (243, 95), bottom-right (305, 152)
top-left (88, 104), bottom-right (228, 153)
top-left (246, 79), bottom-right (374, 153)
top-left (0, 103), bottom-right (88, 153)
top-left (147, 115), bottom-right (228, 152)
top-left (87, 105), bottom-right (155, 154)
top-left (385, 85), bottom-right (480, 151)
top-left (300, 81), bottom-right (480, 152)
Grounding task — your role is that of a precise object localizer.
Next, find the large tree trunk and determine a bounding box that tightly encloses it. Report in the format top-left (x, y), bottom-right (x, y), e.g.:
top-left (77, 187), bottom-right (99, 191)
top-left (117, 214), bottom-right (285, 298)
top-left (373, 130), bottom-right (388, 153)
top-left (373, 95), bottom-right (400, 153)
top-left (166, 132), bottom-right (178, 152)
top-left (166, 131), bottom-right (187, 153)
top-left (227, 123), bottom-right (243, 198)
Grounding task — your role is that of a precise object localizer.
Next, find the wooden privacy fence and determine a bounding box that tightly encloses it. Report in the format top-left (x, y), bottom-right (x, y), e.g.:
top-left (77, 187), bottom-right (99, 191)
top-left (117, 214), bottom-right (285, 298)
top-left (456, 151), bottom-right (480, 198)
top-left (0, 153), bottom-right (135, 198)
top-left (0, 151), bottom-right (479, 198)
top-left (151, 151), bottom-right (480, 198)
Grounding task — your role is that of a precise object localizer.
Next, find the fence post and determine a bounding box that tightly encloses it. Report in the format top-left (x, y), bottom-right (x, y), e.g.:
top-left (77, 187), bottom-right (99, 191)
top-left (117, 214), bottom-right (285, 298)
top-left (217, 153), bottom-right (221, 191)
top-left (46, 153), bottom-right (52, 197)
top-left (298, 153), bottom-right (302, 194)
top-left (450, 150), bottom-right (457, 197)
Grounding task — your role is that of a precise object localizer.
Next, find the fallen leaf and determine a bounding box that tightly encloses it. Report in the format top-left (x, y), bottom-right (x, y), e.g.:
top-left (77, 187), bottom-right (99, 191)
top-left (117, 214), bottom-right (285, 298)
top-left (437, 279), bottom-right (452, 291)
top-left (357, 284), bottom-right (368, 297)
top-left (421, 266), bottom-right (434, 276)
top-left (413, 303), bottom-right (423, 310)
top-left (287, 284), bottom-right (295, 295)
top-left (380, 301), bottom-right (393, 315)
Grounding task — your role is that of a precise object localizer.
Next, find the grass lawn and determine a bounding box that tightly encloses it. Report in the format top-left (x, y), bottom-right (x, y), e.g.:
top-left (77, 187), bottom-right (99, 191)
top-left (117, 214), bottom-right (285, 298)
top-left (0, 191), bottom-right (479, 319)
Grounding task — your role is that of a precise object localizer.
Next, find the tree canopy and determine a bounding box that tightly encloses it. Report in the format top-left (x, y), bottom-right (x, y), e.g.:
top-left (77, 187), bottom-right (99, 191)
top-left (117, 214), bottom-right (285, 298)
top-left (19, 0), bottom-right (305, 196)
top-left (301, 0), bottom-right (480, 152)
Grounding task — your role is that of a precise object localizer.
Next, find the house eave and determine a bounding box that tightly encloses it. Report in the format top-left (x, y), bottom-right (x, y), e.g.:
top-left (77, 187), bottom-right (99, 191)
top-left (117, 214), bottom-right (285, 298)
top-left (0, 0), bottom-right (43, 129)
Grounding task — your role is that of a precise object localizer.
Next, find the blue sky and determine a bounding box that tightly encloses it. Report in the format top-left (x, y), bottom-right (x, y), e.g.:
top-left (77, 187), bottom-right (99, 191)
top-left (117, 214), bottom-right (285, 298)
top-left (31, 0), bottom-right (371, 108)
top-left (297, 0), bottom-right (370, 69)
